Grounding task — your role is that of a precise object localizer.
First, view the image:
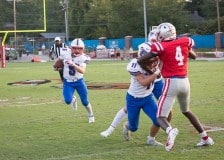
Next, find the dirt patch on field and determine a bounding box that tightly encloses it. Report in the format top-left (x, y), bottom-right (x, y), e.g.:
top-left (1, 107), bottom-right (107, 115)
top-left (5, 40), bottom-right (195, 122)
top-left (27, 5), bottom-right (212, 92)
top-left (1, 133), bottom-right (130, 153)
top-left (51, 78), bottom-right (129, 90)
top-left (8, 79), bottom-right (129, 90)
top-left (87, 82), bottom-right (129, 90)
top-left (7, 80), bottom-right (51, 86)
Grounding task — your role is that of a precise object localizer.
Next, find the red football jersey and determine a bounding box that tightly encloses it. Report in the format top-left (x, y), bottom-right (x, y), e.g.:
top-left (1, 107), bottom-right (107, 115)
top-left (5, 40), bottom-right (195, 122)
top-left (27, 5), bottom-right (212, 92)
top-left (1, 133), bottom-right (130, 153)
top-left (150, 37), bottom-right (194, 78)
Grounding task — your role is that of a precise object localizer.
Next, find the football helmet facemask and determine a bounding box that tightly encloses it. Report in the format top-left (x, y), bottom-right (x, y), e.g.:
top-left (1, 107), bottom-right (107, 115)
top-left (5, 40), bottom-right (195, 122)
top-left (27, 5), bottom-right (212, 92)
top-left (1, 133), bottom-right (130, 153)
top-left (70, 38), bottom-right (85, 56)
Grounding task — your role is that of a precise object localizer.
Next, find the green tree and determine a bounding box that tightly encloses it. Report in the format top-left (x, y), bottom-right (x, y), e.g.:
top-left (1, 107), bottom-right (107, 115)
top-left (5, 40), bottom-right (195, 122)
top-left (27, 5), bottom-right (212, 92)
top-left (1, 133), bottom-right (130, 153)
top-left (196, 16), bottom-right (224, 34)
top-left (1, 0), bottom-right (223, 39)
top-left (146, 0), bottom-right (194, 34)
top-left (68, 0), bottom-right (93, 39)
top-left (109, 0), bottom-right (143, 38)
top-left (80, 0), bottom-right (111, 39)
top-left (46, 0), bottom-right (65, 33)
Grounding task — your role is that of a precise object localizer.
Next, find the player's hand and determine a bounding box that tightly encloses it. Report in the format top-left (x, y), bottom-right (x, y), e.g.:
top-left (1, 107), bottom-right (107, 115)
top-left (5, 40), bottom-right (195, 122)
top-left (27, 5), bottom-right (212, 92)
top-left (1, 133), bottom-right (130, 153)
top-left (154, 67), bottom-right (161, 75)
top-left (53, 66), bottom-right (59, 71)
top-left (188, 50), bottom-right (197, 59)
top-left (65, 60), bottom-right (73, 66)
top-left (49, 53), bottom-right (54, 60)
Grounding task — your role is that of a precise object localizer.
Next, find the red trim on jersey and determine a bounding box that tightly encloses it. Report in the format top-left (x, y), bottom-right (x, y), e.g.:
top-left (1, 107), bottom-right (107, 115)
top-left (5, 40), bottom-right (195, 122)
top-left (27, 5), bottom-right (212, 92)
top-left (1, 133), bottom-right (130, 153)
top-left (188, 37), bottom-right (195, 48)
top-left (157, 78), bottom-right (170, 117)
top-left (153, 42), bottom-right (164, 52)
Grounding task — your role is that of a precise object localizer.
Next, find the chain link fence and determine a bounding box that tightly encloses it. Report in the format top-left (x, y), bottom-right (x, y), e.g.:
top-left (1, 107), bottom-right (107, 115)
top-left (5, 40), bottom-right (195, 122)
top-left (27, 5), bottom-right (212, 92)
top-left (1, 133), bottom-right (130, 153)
top-left (8, 36), bottom-right (54, 57)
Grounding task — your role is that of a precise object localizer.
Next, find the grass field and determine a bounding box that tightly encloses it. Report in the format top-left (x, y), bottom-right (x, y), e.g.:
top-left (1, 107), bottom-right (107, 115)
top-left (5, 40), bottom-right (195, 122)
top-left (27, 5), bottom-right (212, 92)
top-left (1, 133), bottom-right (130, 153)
top-left (0, 59), bottom-right (224, 160)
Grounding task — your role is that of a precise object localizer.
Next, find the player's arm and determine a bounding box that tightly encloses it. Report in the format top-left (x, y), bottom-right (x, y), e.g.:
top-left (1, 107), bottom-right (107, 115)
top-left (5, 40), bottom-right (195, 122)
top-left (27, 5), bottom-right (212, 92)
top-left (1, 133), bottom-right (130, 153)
top-left (72, 64), bottom-right (86, 74)
top-left (136, 68), bottom-right (160, 86)
top-left (188, 49), bottom-right (197, 59)
top-left (49, 52), bottom-right (53, 60)
top-left (49, 45), bottom-right (54, 60)
top-left (49, 46), bottom-right (54, 60)
top-left (188, 37), bottom-right (197, 59)
top-left (66, 60), bottom-right (86, 74)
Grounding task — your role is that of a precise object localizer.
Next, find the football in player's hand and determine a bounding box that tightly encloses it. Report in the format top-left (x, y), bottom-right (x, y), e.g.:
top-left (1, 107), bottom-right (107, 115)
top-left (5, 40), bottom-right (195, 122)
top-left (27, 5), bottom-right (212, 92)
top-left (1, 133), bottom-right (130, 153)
top-left (53, 59), bottom-right (64, 71)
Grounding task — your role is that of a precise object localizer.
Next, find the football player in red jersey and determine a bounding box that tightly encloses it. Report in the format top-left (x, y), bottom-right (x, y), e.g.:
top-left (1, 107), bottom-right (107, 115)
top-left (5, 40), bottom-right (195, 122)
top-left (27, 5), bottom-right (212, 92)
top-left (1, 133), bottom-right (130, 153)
top-left (138, 22), bottom-right (214, 151)
top-left (100, 29), bottom-right (172, 146)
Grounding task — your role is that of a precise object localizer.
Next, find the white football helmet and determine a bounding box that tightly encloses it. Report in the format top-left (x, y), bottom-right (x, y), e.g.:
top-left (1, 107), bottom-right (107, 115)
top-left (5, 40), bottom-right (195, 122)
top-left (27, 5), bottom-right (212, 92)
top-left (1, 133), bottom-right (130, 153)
top-left (148, 29), bottom-right (157, 43)
top-left (71, 38), bottom-right (85, 48)
top-left (137, 42), bottom-right (151, 58)
top-left (156, 22), bottom-right (176, 42)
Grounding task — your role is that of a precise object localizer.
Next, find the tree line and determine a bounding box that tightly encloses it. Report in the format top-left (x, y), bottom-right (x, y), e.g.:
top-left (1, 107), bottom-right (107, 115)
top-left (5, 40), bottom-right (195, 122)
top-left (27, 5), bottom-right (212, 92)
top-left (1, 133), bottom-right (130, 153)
top-left (0, 0), bottom-right (223, 40)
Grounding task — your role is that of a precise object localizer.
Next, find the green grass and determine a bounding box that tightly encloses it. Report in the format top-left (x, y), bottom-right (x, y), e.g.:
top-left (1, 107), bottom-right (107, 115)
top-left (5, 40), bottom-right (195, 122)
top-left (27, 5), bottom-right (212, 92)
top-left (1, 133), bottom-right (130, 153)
top-left (0, 60), bottom-right (224, 160)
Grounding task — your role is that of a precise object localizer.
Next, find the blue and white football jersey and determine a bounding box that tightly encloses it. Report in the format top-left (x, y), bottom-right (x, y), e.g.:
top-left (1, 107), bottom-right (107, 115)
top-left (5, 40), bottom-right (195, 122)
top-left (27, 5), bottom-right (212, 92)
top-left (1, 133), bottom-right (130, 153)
top-left (127, 58), bottom-right (154, 98)
top-left (60, 48), bottom-right (91, 81)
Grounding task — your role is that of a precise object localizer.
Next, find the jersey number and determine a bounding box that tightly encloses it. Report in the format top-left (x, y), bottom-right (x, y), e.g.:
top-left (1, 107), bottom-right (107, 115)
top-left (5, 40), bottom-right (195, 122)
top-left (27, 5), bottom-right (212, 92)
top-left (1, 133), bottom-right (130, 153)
top-left (68, 66), bottom-right (76, 76)
top-left (175, 46), bottom-right (184, 66)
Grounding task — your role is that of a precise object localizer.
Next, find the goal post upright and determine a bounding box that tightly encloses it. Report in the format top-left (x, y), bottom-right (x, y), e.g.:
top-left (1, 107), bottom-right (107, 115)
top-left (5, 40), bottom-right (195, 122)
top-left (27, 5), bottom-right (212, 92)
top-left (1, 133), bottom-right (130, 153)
top-left (0, 0), bottom-right (46, 68)
top-left (0, 32), bottom-right (8, 68)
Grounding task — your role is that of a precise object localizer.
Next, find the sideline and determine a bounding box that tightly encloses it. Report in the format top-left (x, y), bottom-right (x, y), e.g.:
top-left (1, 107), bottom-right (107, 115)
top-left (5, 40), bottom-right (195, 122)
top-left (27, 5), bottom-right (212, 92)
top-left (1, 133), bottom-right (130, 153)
top-left (12, 54), bottom-right (224, 63)
top-left (196, 57), bottom-right (224, 61)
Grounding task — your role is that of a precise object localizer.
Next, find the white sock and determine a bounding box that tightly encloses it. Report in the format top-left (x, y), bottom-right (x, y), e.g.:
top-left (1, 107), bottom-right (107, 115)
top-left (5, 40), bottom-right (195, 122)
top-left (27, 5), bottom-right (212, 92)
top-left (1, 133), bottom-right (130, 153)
top-left (200, 131), bottom-right (207, 138)
top-left (147, 136), bottom-right (155, 141)
top-left (107, 125), bottom-right (115, 132)
top-left (111, 107), bottom-right (127, 128)
top-left (166, 126), bottom-right (172, 134)
top-left (86, 103), bottom-right (94, 116)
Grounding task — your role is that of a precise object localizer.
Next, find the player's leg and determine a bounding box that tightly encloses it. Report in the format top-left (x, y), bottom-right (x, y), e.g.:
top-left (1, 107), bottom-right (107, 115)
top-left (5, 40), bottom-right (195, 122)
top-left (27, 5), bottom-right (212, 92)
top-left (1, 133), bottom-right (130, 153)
top-left (126, 94), bottom-right (141, 132)
top-left (123, 93), bottom-right (141, 140)
top-left (58, 69), bottom-right (64, 82)
top-left (178, 79), bottom-right (200, 132)
top-left (157, 88), bottom-right (176, 131)
top-left (153, 79), bottom-right (173, 123)
top-left (153, 79), bottom-right (172, 128)
top-left (71, 95), bottom-right (78, 112)
top-left (181, 107), bottom-right (214, 146)
top-left (111, 106), bottom-right (127, 128)
top-left (157, 78), bottom-right (179, 151)
top-left (152, 78), bottom-right (164, 100)
top-left (76, 79), bottom-right (95, 123)
top-left (178, 78), bottom-right (214, 146)
top-left (147, 124), bottom-right (163, 146)
top-left (86, 103), bottom-right (95, 123)
top-left (100, 106), bottom-right (127, 138)
top-left (142, 94), bottom-right (163, 146)
top-left (63, 81), bottom-right (75, 105)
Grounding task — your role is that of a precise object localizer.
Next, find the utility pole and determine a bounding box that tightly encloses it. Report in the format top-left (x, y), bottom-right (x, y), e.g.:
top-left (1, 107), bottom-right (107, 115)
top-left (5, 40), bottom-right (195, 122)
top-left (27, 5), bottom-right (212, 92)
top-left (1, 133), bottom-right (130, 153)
top-left (216, 0), bottom-right (221, 32)
top-left (6, 0), bottom-right (22, 49)
top-left (13, 0), bottom-right (17, 49)
top-left (60, 0), bottom-right (69, 42)
top-left (143, 0), bottom-right (147, 42)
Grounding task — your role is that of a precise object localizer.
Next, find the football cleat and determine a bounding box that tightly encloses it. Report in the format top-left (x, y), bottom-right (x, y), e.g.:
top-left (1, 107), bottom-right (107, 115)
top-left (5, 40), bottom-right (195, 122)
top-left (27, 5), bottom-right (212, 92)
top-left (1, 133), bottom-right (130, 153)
top-left (165, 128), bottom-right (179, 151)
top-left (197, 137), bottom-right (214, 147)
top-left (146, 137), bottom-right (164, 146)
top-left (100, 126), bottom-right (115, 138)
top-left (123, 122), bottom-right (131, 141)
top-left (88, 115), bottom-right (95, 124)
